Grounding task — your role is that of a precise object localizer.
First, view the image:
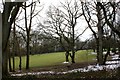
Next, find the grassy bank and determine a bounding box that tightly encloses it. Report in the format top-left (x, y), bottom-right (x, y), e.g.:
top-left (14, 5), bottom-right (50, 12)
top-left (10, 50), bottom-right (96, 69)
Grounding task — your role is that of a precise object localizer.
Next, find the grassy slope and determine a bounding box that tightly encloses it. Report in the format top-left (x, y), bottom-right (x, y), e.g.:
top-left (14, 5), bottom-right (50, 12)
top-left (12, 50), bottom-right (96, 69)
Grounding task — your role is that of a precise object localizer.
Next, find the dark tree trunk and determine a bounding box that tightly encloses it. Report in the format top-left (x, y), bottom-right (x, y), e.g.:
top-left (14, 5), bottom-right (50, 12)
top-left (71, 24), bottom-right (75, 63)
top-left (97, 2), bottom-right (104, 65)
top-left (24, 1), bottom-right (33, 70)
top-left (103, 47), bottom-right (110, 65)
top-left (65, 51), bottom-right (69, 62)
top-left (24, 3), bottom-right (30, 70)
top-left (8, 55), bottom-right (12, 72)
top-left (18, 39), bottom-right (22, 70)
top-left (12, 20), bottom-right (16, 72)
top-left (19, 56), bottom-right (22, 70)
top-left (2, 3), bottom-right (11, 76)
top-left (93, 49), bottom-right (95, 52)
top-left (26, 33), bottom-right (30, 70)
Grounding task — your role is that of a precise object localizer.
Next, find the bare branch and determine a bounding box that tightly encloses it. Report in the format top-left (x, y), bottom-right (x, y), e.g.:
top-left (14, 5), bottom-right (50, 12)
top-left (75, 27), bottom-right (88, 40)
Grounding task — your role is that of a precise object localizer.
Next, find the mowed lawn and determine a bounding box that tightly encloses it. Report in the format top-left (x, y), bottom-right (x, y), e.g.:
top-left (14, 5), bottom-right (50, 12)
top-left (12, 50), bottom-right (96, 69)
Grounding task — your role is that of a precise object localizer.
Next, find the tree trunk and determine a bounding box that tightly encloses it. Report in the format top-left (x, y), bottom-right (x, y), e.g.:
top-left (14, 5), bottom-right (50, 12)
top-left (103, 47), bottom-right (110, 65)
top-left (98, 21), bottom-right (103, 65)
top-left (26, 33), bottom-right (30, 70)
top-left (2, 8), bottom-right (11, 77)
top-left (24, 2), bottom-right (32, 70)
top-left (97, 2), bottom-right (103, 65)
top-left (96, 38), bottom-right (99, 63)
top-left (18, 39), bottom-right (22, 70)
top-left (8, 54), bottom-right (12, 72)
top-left (71, 25), bottom-right (75, 63)
top-left (2, 3), bottom-right (11, 76)
top-left (19, 56), bottom-right (22, 70)
top-left (93, 49), bottom-right (95, 52)
top-left (65, 51), bottom-right (70, 62)
top-left (2, 2), bottom-right (22, 77)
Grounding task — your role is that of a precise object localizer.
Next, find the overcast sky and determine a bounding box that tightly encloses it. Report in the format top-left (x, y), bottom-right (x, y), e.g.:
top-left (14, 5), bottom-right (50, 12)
top-left (0, 0), bottom-right (96, 41)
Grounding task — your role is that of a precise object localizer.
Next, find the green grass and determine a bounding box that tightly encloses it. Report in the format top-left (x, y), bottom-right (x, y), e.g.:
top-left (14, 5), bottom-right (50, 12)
top-left (10, 50), bottom-right (96, 69)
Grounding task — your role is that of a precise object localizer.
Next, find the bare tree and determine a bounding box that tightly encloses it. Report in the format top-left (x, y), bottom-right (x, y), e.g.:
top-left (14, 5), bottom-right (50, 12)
top-left (23, 1), bottom-right (34, 70)
top-left (21, 0), bottom-right (42, 70)
top-left (45, 0), bottom-right (83, 63)
top-left (61, 1), bottom-right (83, 63)
top-left (99, 2), bottom-right (120, 38)
top-left (97, 1), bottom-right (120, 64)
top-left (45, 6), bottom-right (71, 62)
top-left (81, 1), bottom-right (105, 64)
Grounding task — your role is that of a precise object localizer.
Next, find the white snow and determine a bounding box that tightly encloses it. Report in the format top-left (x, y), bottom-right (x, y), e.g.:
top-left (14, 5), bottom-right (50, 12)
top-left (106, 61), bottom-right (119, 64)
top-left (63, 61), bottom-right (69, 64)
top-left (91, 52), bottom-right (97, 54)
top-left (111, 54), bottom-right (119, 60)
top-left (110, 51), bottom-right (115, 55)
top-left (103, 52), bottom-right (107, 54)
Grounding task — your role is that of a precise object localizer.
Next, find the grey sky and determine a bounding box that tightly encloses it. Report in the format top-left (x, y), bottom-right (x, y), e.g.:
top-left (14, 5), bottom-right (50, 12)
top-left (0, 0), bottom-right (96, 41)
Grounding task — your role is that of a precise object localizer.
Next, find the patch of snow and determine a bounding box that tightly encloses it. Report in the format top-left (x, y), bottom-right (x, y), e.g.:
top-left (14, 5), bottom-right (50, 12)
top-left (91, 52), bottom-right (97, 54)
top-left (116, 51), bottom-right (119, 53)
top-left (11, 71), bottom-right (55, 76)
top-left (11, 63), bottom-right (120, 76)
top-left (111, 54), bottom-right (120, 60)
top-left (110, 51), bottom-right (114, 55)
top-left (104, 64), bottom-right (120, 70)
top-left (103, 52), bottom-right (107, 54)
top-left (63, 61), bottom-right (69, 64)
top-left (112, 54), bottom-right (119, 57)
top-left (106, 61), bottom-right (119, 64)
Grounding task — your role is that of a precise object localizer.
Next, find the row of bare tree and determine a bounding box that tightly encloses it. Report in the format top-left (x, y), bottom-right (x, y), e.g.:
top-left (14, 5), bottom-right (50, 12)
top-left (2, 0), bottom-right (120, 77)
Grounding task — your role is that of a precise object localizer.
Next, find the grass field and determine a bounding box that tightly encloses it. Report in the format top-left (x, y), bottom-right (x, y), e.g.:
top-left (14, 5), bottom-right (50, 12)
top-left (11, 50), bottom-right (96, 69)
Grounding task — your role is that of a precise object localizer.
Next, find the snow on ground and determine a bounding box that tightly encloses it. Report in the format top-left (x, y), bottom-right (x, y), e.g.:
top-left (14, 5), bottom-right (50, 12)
top-left (103, 52), bottom-right (107, 54)
top-left (91, 52), bottom-right (97, 54)
top-left (111, 54), bottom-right (120, 60)
top-left (63, 61), bottom-right (70, 64)
top-left (11, 54), bottom-right (120, 76)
